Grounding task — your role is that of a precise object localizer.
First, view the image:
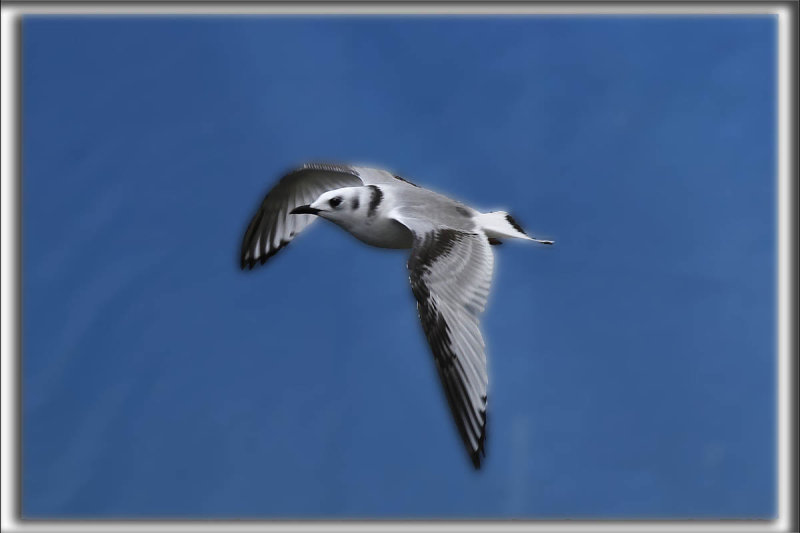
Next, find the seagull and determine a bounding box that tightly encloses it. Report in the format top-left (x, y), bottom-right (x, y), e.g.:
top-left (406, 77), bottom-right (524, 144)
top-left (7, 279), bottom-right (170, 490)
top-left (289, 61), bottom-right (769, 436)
top-left (240, 163), bottom-right (553, 468)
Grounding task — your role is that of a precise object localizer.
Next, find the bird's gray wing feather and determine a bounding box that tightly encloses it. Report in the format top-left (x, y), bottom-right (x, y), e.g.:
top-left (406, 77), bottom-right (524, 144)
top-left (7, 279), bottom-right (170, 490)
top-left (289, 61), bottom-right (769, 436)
top-left (396, 214), bottom-right (493, 468)
top-left (241, 164), bottom-right (364, 268)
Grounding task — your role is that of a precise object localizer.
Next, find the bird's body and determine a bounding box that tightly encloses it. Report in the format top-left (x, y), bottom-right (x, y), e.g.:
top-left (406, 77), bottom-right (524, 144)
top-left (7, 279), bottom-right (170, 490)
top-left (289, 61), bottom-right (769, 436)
top-left (241, 163), bottom-right (553, 468)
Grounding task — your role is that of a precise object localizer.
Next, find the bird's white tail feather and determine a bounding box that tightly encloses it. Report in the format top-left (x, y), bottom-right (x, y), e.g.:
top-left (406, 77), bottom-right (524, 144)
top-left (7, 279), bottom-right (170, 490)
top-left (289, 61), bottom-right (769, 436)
top-left (475, 211), bottom-right (554, 244)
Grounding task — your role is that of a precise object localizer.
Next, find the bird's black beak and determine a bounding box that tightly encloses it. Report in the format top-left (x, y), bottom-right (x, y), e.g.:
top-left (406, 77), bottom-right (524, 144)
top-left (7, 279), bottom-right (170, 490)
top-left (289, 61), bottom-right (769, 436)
top-left (290, 205), bottom-right (321, 215)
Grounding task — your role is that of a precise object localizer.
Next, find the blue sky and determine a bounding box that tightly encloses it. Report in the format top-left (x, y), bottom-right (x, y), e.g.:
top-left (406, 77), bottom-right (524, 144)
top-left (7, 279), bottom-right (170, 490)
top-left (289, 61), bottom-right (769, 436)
top-left (22, 16), bottom-right (776, 518)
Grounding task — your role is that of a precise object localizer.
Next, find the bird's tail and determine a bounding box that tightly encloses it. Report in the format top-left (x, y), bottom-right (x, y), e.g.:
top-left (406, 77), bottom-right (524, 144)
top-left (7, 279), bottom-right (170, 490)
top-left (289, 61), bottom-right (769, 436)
top-left (475, 211), bottom-right (554, 245)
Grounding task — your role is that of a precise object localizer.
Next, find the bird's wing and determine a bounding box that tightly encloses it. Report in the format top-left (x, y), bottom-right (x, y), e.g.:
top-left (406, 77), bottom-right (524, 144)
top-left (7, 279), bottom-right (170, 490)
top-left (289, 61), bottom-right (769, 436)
top-left (395, 212), bottom-right (493, 468)
top-left (350, 165), bottom-right (414, 186)
top-left (241, 164), bottom-right (363, 268)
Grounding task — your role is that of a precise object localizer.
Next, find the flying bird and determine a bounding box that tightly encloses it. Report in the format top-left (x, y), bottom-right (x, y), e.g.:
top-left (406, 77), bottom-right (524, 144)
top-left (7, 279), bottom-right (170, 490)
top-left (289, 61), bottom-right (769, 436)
top-left (240, 163), bottom-right (553, 468)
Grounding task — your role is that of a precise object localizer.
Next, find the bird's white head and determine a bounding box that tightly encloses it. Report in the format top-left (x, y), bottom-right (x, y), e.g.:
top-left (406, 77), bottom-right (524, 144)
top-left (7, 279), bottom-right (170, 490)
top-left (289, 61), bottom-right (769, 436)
top-left (290, 187), bottom-right (369, 227)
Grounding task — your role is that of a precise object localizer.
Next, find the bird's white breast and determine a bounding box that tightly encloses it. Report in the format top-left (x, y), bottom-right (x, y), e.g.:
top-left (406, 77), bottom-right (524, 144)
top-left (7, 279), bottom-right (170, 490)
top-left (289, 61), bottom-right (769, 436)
top-left (340, 216), bottom-right (414, 249)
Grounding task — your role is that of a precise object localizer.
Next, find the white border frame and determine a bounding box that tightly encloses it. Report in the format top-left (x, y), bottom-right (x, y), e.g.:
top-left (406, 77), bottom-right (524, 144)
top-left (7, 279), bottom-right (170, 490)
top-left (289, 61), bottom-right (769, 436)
top-left (2, 3), bottom-right (795, 532)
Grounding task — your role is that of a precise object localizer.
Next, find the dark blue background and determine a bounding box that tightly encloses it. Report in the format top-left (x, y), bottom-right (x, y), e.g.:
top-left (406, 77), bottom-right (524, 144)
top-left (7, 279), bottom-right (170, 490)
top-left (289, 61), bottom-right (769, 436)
top-left (22, 16), bottom-right (776, 518)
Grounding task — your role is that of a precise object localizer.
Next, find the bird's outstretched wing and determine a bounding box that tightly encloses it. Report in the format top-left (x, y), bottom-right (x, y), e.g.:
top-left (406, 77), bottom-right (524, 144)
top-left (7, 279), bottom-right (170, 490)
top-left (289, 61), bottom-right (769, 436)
top-left (399, 216), bottom-right (494, 468)
top-left (241, 163), bottom-right (404, 269)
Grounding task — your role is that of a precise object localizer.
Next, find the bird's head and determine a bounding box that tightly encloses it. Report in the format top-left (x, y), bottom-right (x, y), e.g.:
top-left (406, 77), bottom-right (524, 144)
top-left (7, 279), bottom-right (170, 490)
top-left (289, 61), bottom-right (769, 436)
top-left (290, 187), bottom-right (366, 225)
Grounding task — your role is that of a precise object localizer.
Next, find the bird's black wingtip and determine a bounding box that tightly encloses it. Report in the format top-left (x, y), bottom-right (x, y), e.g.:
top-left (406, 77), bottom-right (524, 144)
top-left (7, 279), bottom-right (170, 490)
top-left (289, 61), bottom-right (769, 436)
top-left (471, 453), bottom-right (482, 469)
top-left (239, 240), bottom-right (292, 272)
top-left (470, 445), bottom-right (487, 470)
top-left (470, 409), bottom-right (488, 470)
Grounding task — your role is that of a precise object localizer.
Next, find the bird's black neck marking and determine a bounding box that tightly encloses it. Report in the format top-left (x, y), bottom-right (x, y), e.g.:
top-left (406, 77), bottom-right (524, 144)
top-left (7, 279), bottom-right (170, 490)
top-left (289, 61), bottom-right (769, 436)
top-left (367, 185), bottom-right (383, 217)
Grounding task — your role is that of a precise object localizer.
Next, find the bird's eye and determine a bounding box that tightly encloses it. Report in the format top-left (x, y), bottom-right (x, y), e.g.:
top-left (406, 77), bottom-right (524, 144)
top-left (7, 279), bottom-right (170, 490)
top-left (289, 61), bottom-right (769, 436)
top-left (329, 197), bottom-right (342, 208)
